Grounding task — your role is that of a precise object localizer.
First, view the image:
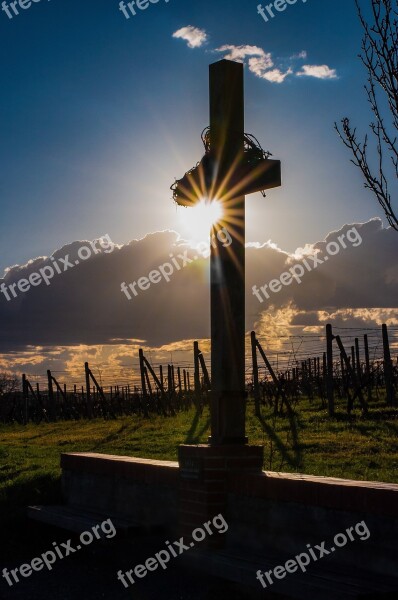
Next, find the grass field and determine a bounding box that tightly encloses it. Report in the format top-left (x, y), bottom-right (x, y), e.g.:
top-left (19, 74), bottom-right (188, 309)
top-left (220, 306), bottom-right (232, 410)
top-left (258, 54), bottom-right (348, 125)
top-left (1, 398), bottom-right (398, 524)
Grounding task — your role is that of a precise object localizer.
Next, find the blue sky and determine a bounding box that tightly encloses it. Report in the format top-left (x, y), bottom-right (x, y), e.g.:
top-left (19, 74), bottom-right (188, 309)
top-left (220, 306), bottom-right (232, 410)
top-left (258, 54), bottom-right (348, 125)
top-left (0, 0), bottom-right (380, 273)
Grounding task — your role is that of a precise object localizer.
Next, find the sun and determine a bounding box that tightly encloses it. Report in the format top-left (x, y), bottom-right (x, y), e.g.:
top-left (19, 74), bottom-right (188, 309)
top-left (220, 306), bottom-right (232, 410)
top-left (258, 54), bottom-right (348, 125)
top-left (177, 198), bottom-right (223, 245)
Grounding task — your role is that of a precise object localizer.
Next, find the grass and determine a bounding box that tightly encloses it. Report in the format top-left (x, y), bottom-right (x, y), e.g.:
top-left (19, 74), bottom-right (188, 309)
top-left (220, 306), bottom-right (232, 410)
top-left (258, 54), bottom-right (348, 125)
top-left (1, 397), bottom-right (398, 523)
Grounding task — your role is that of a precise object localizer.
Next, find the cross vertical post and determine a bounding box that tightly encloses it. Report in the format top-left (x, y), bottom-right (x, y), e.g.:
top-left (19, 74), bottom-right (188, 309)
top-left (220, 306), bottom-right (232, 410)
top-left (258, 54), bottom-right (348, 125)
top-left (172, 58), bottom-right (281, 446)
top-left (209, 60), bottom-right (247, 445)
top-left (175, 59), bottom-right (281, 543)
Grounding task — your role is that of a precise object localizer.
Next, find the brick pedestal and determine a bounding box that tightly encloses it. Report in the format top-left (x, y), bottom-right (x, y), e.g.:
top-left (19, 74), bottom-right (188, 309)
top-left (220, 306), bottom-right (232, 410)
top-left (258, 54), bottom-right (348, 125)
top-left (178, 444), bottom-right (263, 547)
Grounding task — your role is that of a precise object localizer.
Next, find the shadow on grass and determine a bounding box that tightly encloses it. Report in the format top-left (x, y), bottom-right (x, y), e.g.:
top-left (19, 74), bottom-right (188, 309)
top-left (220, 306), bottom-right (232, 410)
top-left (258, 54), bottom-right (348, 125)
top-left (90, 422), bottom-right (131, 451)
top-left (256, 409), bottom-right (303, 470)
top-left (25, 424), bottom-right (79, 441)
top-left (1, 471), bottom-right (62, 511)
top-left (329, 408), bottom-right (398, 423)
top-left (185, 408), bottom-right (210, 444)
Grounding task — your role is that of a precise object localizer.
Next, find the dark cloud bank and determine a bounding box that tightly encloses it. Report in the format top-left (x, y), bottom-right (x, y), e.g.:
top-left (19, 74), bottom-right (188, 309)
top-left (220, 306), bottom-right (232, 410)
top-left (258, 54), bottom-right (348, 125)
top-left (0, 218), bottom-right (397, 352)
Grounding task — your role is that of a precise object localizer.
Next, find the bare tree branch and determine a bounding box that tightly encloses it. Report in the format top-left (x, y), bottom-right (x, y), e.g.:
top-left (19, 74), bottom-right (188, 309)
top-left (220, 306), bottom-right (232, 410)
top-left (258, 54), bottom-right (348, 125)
top-left (335, 0), bottom-right (398, 231)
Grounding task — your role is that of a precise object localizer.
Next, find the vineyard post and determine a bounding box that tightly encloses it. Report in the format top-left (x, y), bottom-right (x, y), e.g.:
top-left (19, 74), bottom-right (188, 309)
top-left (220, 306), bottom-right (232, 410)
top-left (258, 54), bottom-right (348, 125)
top-left (84, 362), bottom-right (92, 418)
top-left (335, 335), bottom-right (368, 414)
top-left (251, 331), bottom-right (261, 417)
top-left (194, 341), bottom-right (201, 407)
top-left (171, 365), bottom-right (176, 393)
top-left (47, 369), bottom-right (55, 420)
top-left (364, 334), bottom-right (372, 402)
top-left (138, 350), bottom-right (149, 417)
top-left (351, 346), bottom-right (356, 373)
top-left (340, 354), bottom-right (346, 397)
top-left (355, 337), bottom-right (361, 382)
top-left (326, 324), bottom-right (335, 416)
top-left (168, 364), bottom-right (173, 396)
top-left (177, 367), bottom-right (182, 396)
top-left (382, 324), bottom-right (395, 406)
top-left (22, 374), bottom-right (28, 424)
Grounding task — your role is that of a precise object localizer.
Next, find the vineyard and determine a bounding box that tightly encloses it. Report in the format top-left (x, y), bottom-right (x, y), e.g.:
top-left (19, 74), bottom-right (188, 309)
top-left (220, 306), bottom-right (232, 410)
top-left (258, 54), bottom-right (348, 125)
top-left (1, 324), bottom-right (397, 425)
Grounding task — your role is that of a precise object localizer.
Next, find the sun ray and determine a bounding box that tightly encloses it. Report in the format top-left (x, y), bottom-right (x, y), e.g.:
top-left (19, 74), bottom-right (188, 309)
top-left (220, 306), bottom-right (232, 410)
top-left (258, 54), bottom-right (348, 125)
top-left (177, 197), bottom-right (223, 244)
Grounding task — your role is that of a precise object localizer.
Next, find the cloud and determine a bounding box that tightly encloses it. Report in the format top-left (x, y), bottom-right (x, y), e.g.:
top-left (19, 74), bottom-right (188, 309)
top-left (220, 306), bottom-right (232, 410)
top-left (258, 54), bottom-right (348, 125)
top-left (0, 230), bottom-right (209, 351)
top-left (173, 25), bottom-right (337, 84)
top-left (248, 219), bottom-right (398, 313)
top-left (172, 26), bottom-right (207, 49)
top-left (215, 45), bottom-right (336, 84)
top-left (252, 64), bottom-right (293, 83)
top-left (215, 44), bottom-right (267, 63)
top-left (0, 218), bottom-right (396, 377)
top-left (297, 64), bottom-right (337, 79)
top-left (215, 44), bottom-right (292, 84)
top-left (290, 50), bottom-right (307, 60)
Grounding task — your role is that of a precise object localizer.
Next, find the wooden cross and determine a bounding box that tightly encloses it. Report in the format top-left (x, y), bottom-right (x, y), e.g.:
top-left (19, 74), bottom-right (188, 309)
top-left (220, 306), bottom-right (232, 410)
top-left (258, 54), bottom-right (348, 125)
top-left (173, 59), bottom-right (281, 445)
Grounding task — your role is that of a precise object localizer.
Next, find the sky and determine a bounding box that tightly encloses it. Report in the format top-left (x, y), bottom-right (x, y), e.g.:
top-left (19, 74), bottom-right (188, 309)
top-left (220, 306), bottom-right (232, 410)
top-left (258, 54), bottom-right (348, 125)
top-left (0, 0), bottom-right (397, 382)
top-left (0, 0), bottom-right (383, 269)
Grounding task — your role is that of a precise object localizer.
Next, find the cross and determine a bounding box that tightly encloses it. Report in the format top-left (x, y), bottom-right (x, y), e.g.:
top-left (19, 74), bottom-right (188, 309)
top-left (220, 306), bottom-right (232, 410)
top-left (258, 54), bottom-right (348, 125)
top-left (172, 59), bottom-right (281, 445)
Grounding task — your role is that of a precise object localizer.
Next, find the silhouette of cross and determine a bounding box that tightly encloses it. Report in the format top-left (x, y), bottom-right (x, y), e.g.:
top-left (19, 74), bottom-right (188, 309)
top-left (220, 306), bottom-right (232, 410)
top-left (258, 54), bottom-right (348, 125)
top-left (172, 59), bottom-right (281, 445)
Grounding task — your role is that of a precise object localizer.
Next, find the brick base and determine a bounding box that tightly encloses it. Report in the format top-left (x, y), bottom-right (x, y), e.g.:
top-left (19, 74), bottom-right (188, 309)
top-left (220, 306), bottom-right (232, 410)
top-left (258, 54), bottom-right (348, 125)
top-left (178, 444), bottom-right (263, 548)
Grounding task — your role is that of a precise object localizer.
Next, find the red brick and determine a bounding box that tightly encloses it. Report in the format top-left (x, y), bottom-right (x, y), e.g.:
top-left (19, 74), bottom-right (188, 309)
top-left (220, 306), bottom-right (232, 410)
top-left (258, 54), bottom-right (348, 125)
top-left (203, 471), bottom-right (225, 481)
top-left (202, 458), bottom-right (226, 469)
top-left (178, 444), bottom-right (263, 458)
top-left (61, 452), bottom-right (179, 485)
top-left (225, 457), bottom-right (263, 470)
